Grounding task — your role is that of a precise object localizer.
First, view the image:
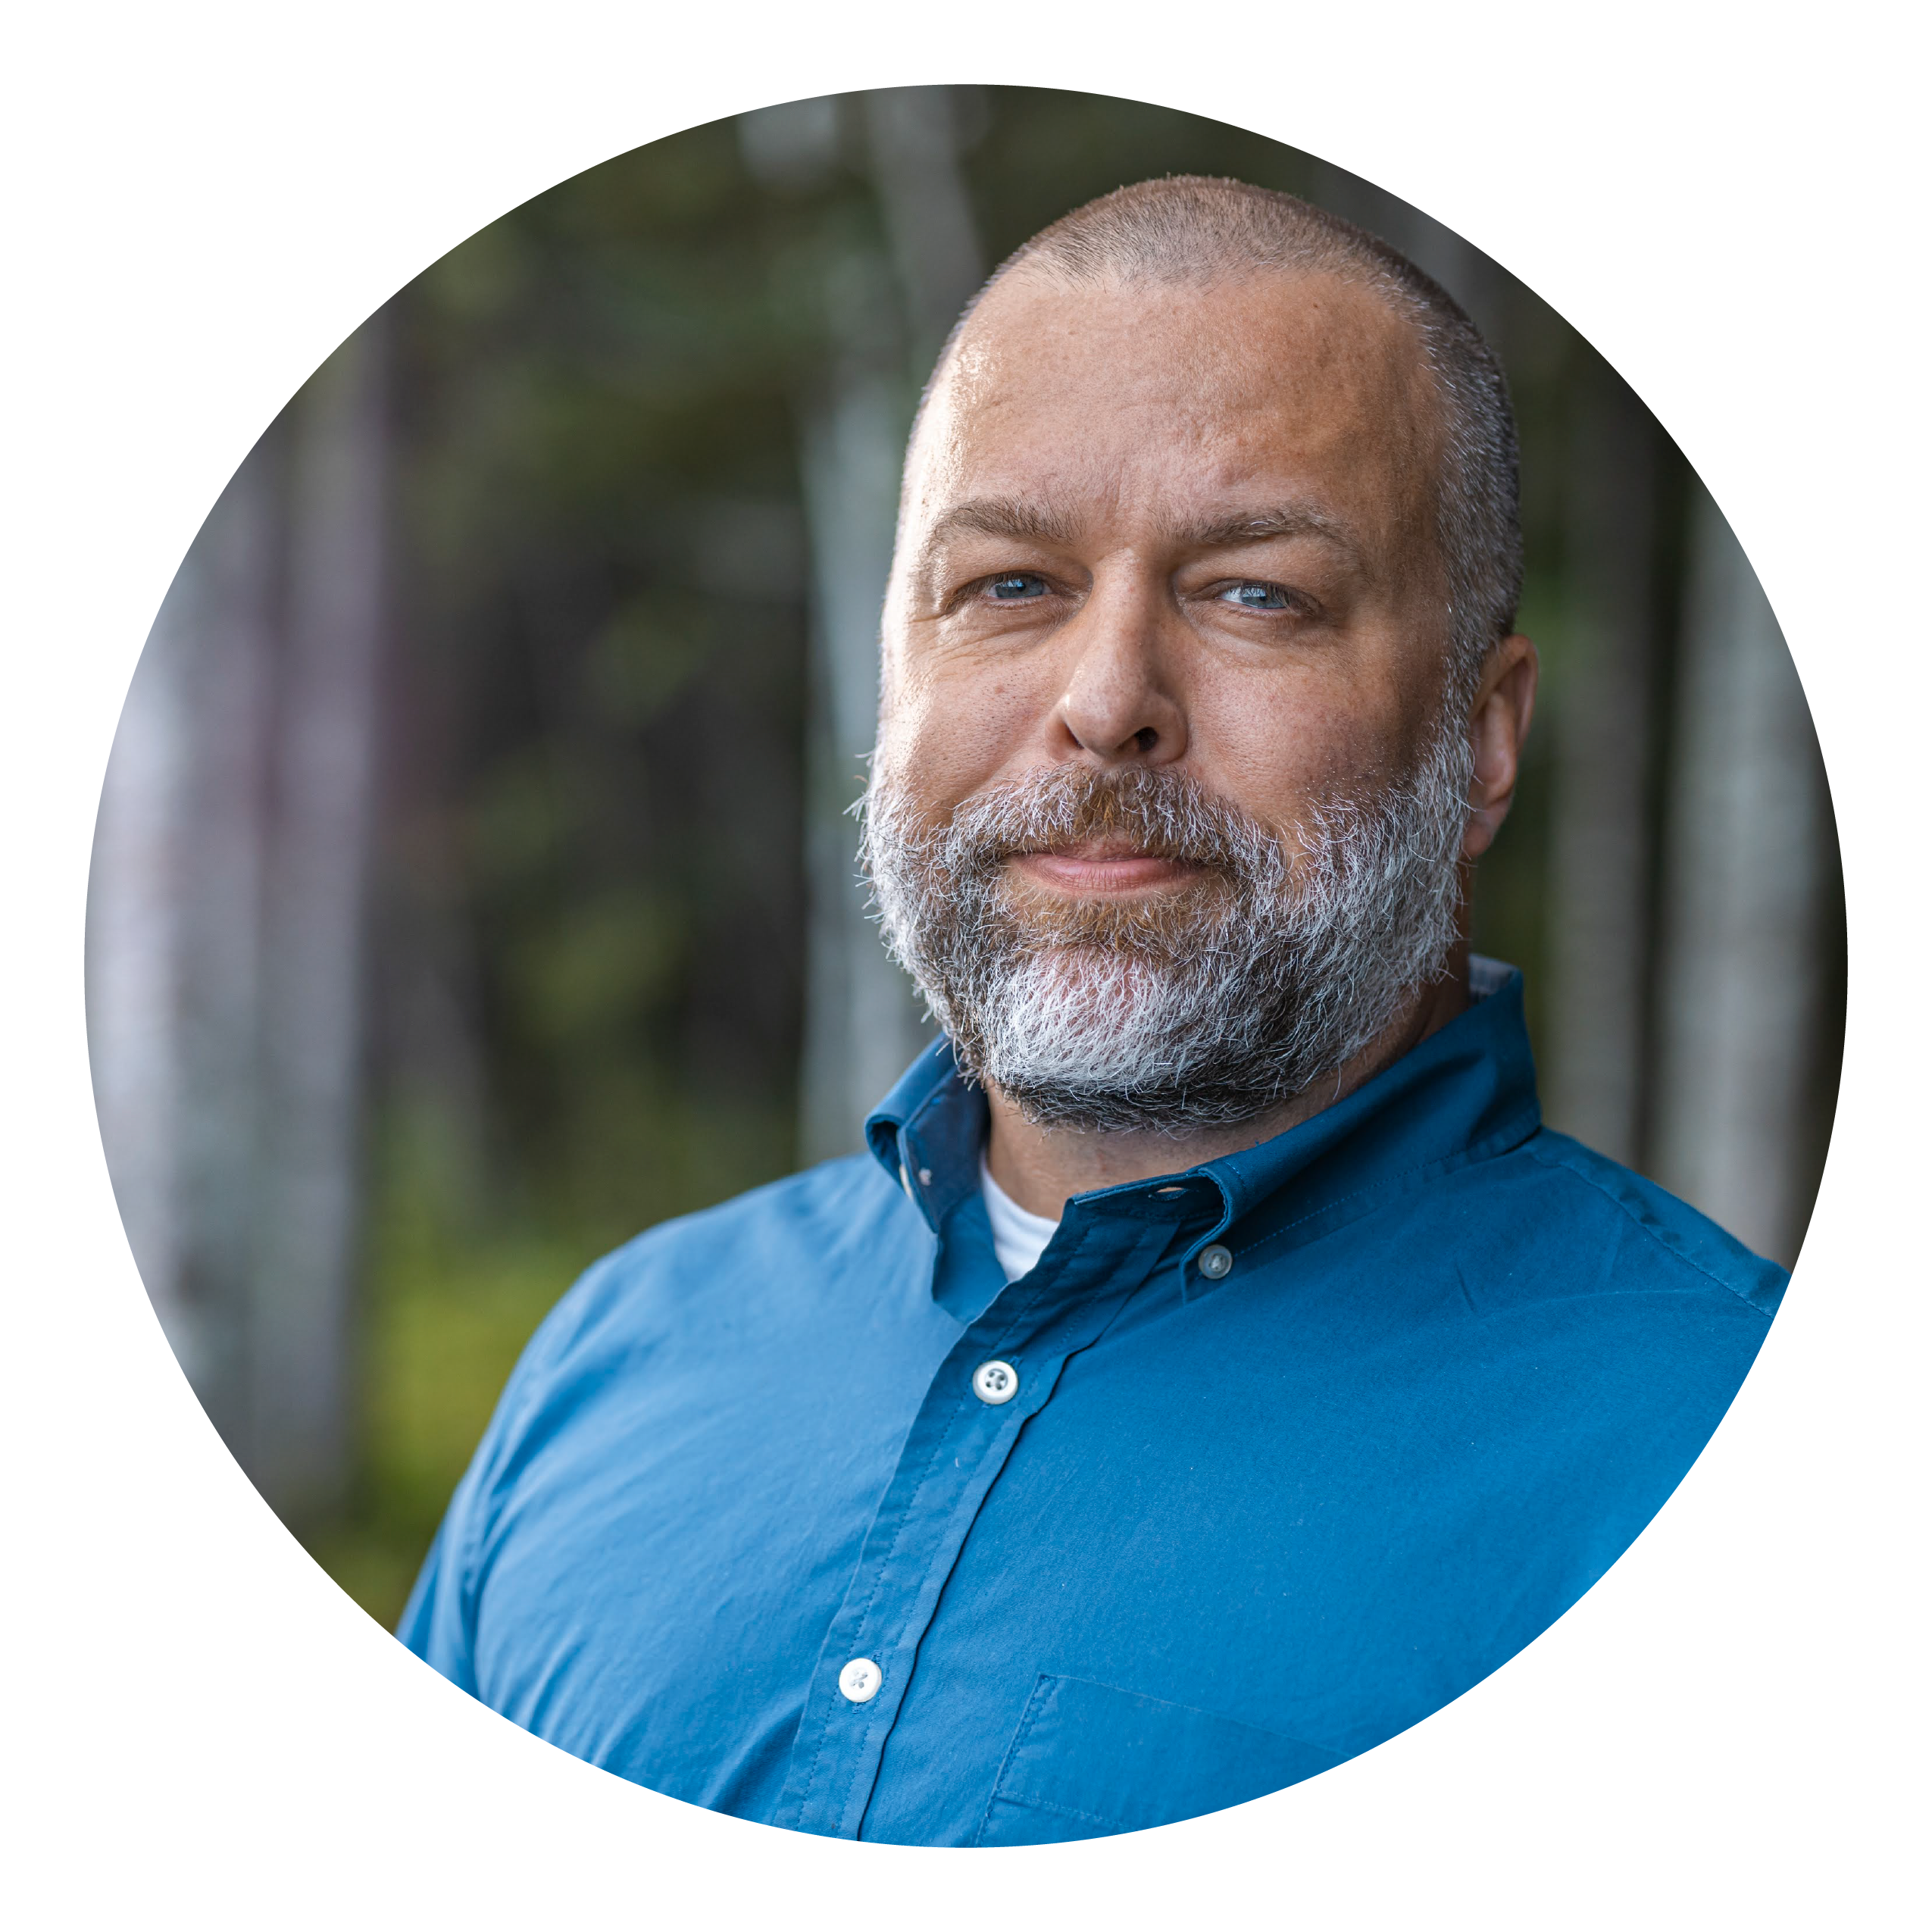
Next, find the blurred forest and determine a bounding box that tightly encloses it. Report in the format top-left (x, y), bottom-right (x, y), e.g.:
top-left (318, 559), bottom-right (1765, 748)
top-left (309, 98), bottom-right (1561, 1623)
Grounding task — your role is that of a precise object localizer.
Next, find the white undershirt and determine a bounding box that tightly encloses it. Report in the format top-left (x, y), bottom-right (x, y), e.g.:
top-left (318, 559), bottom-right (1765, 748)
top-left (980, 1152), bottom-right (1061, 1283)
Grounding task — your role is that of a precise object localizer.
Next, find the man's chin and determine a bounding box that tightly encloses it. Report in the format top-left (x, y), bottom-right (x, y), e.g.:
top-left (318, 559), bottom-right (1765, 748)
top-left (996, 885), bottom-right (1233, 953)
top-left (1003, 937), bottom-right (1191, 983)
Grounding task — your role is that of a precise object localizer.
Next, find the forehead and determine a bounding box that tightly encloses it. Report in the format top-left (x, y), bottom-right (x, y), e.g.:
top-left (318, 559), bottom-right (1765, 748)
top-left (908, 267), bottom-right (1443, 538)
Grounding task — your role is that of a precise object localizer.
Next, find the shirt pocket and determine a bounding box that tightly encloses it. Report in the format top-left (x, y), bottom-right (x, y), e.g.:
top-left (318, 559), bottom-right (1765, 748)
top-left (974, 1673), bottom-right (1342, 1846)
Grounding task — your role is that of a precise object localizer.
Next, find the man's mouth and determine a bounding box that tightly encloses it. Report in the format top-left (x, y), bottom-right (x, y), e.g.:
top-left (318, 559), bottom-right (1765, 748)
top-left (1006, 842), bottom-right (1206, 896)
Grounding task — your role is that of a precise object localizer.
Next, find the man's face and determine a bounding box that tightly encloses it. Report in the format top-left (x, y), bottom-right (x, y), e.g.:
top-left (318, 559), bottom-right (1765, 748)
top-left (876, 267), bottom-right (1457, 868)
top-left (865, 267), bottom-right (1483, 1130)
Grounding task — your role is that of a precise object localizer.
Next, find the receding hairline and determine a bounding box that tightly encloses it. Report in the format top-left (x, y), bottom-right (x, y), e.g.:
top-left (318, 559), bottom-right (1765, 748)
top-left (930, 253), bottom-right (1431, 395)
top-left (927, 177), bottom-right (1452, 400)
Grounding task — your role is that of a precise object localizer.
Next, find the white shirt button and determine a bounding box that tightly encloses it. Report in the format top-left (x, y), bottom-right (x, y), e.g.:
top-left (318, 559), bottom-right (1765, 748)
top-left (1196, 1243), bottom-right (1233, 1280)
top-left (839, 1657), bottom-right (882, 1703)
top-left (972, 1359), bottom-right (1019, 1405)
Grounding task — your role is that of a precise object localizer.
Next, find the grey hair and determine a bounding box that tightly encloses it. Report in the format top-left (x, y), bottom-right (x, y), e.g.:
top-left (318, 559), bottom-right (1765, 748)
top-left (917, 175), bottom-right (1523, 705)
top-left (861, 714), bottom-right (1475, 1132)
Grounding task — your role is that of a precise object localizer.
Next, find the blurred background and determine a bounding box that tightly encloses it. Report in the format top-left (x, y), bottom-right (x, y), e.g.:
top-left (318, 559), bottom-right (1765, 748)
top-left (86, 86), bottom-right (1843, 1630)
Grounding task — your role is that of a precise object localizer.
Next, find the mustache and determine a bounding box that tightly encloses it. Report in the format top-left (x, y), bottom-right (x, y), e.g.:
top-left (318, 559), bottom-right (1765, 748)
top-left (921, 764), bottom-right (1286, 879)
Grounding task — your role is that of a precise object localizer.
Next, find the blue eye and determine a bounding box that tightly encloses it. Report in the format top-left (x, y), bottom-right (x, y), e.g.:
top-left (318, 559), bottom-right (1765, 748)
top-left (1222, 581), bottom-right (1296, 610)
top-left (988, 574), bottom-right (1047, 602)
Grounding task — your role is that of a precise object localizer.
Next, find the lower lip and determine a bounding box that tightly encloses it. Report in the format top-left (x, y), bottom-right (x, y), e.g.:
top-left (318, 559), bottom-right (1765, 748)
top-left (1009, 852), bottom-right (1202, 894)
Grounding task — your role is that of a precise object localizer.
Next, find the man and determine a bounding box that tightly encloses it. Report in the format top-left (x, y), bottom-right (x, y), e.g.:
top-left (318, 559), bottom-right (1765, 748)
top-left (401, 178), bottom-right (1782, 1846)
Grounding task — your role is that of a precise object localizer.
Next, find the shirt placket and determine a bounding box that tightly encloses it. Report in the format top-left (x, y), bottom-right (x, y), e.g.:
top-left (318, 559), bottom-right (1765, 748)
top-left (773, 1213), bottom-right (1175, 1840)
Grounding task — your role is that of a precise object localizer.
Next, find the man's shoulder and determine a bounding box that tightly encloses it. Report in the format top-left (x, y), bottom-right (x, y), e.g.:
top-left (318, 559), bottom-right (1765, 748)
top-left (521, 1150), bottom-right (919, 1371)
top-left (611, 1148), bottom-right (909, 1271)
top-left (1477, 1127), bottom-right (1787, 1321)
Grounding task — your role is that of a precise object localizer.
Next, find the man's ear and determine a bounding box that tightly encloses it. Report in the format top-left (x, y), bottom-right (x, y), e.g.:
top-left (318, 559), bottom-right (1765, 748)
top-left (1462, 634), bottom-right (1539, 862)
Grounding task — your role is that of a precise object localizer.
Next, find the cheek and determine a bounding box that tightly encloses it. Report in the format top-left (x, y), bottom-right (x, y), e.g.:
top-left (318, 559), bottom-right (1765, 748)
top-left (880, 637), bottom-right (1066, 803)
top-left (879, 644), bottom-right (1061, 807)
top-left (1190, 673), bottom-right (1408, 825)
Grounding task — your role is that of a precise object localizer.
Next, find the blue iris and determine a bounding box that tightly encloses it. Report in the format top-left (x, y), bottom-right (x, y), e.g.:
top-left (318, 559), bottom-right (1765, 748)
top-left (989, 574), bottom-right (1046, 601)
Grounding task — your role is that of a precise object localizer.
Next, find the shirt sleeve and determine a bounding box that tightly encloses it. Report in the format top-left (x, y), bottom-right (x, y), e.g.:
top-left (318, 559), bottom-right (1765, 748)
top-left (395, 1351), bottom-right (546, 1691)
top-left (393, 1243), bottom-right (635, 1688)
top-left (396, 1458), bottom-right (487, 1691)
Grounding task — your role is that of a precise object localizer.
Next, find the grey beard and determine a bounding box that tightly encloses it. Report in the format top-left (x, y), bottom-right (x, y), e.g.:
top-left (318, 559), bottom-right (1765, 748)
top-left (859, 728), bottom-right (1474, 1134)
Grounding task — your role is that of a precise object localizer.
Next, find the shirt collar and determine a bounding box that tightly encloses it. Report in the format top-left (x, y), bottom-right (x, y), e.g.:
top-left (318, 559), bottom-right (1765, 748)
top-left (867, 955), bottom-right (1542, 1262)
top-left (867, 1037), bottom-right (988, 1235)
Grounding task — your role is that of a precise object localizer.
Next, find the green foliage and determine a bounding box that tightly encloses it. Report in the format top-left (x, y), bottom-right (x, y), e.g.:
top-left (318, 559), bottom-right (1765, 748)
top-left (311, 115), bottom-right (831, 1615)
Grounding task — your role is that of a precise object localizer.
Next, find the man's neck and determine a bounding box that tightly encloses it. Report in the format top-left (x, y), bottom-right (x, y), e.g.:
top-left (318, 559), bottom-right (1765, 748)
top-left (983, 949), bottom-right (1472, 1220)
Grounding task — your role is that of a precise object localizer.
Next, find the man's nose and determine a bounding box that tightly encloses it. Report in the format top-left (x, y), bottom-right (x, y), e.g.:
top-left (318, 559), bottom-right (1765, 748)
top-left (1052, 577), bottom-right (1187, 765)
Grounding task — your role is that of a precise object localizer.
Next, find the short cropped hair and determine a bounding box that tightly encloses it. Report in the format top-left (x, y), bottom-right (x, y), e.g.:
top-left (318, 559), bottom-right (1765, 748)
top-left (928, 177), bottom-right (1523, 700)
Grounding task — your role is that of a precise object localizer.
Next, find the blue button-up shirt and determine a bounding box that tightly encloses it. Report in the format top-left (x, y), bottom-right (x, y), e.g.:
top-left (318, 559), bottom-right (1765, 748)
top-left (400, 964), bottom-right (1782, 1845)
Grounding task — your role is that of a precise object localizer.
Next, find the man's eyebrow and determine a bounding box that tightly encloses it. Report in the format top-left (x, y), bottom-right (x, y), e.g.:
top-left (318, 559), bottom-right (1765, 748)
top-left (915, 497), bottom-right (1361, 568)
top-left (1164, 505), bottom-right (1361, 555)
top-left (919, 496), bottom-right (1085, 554)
